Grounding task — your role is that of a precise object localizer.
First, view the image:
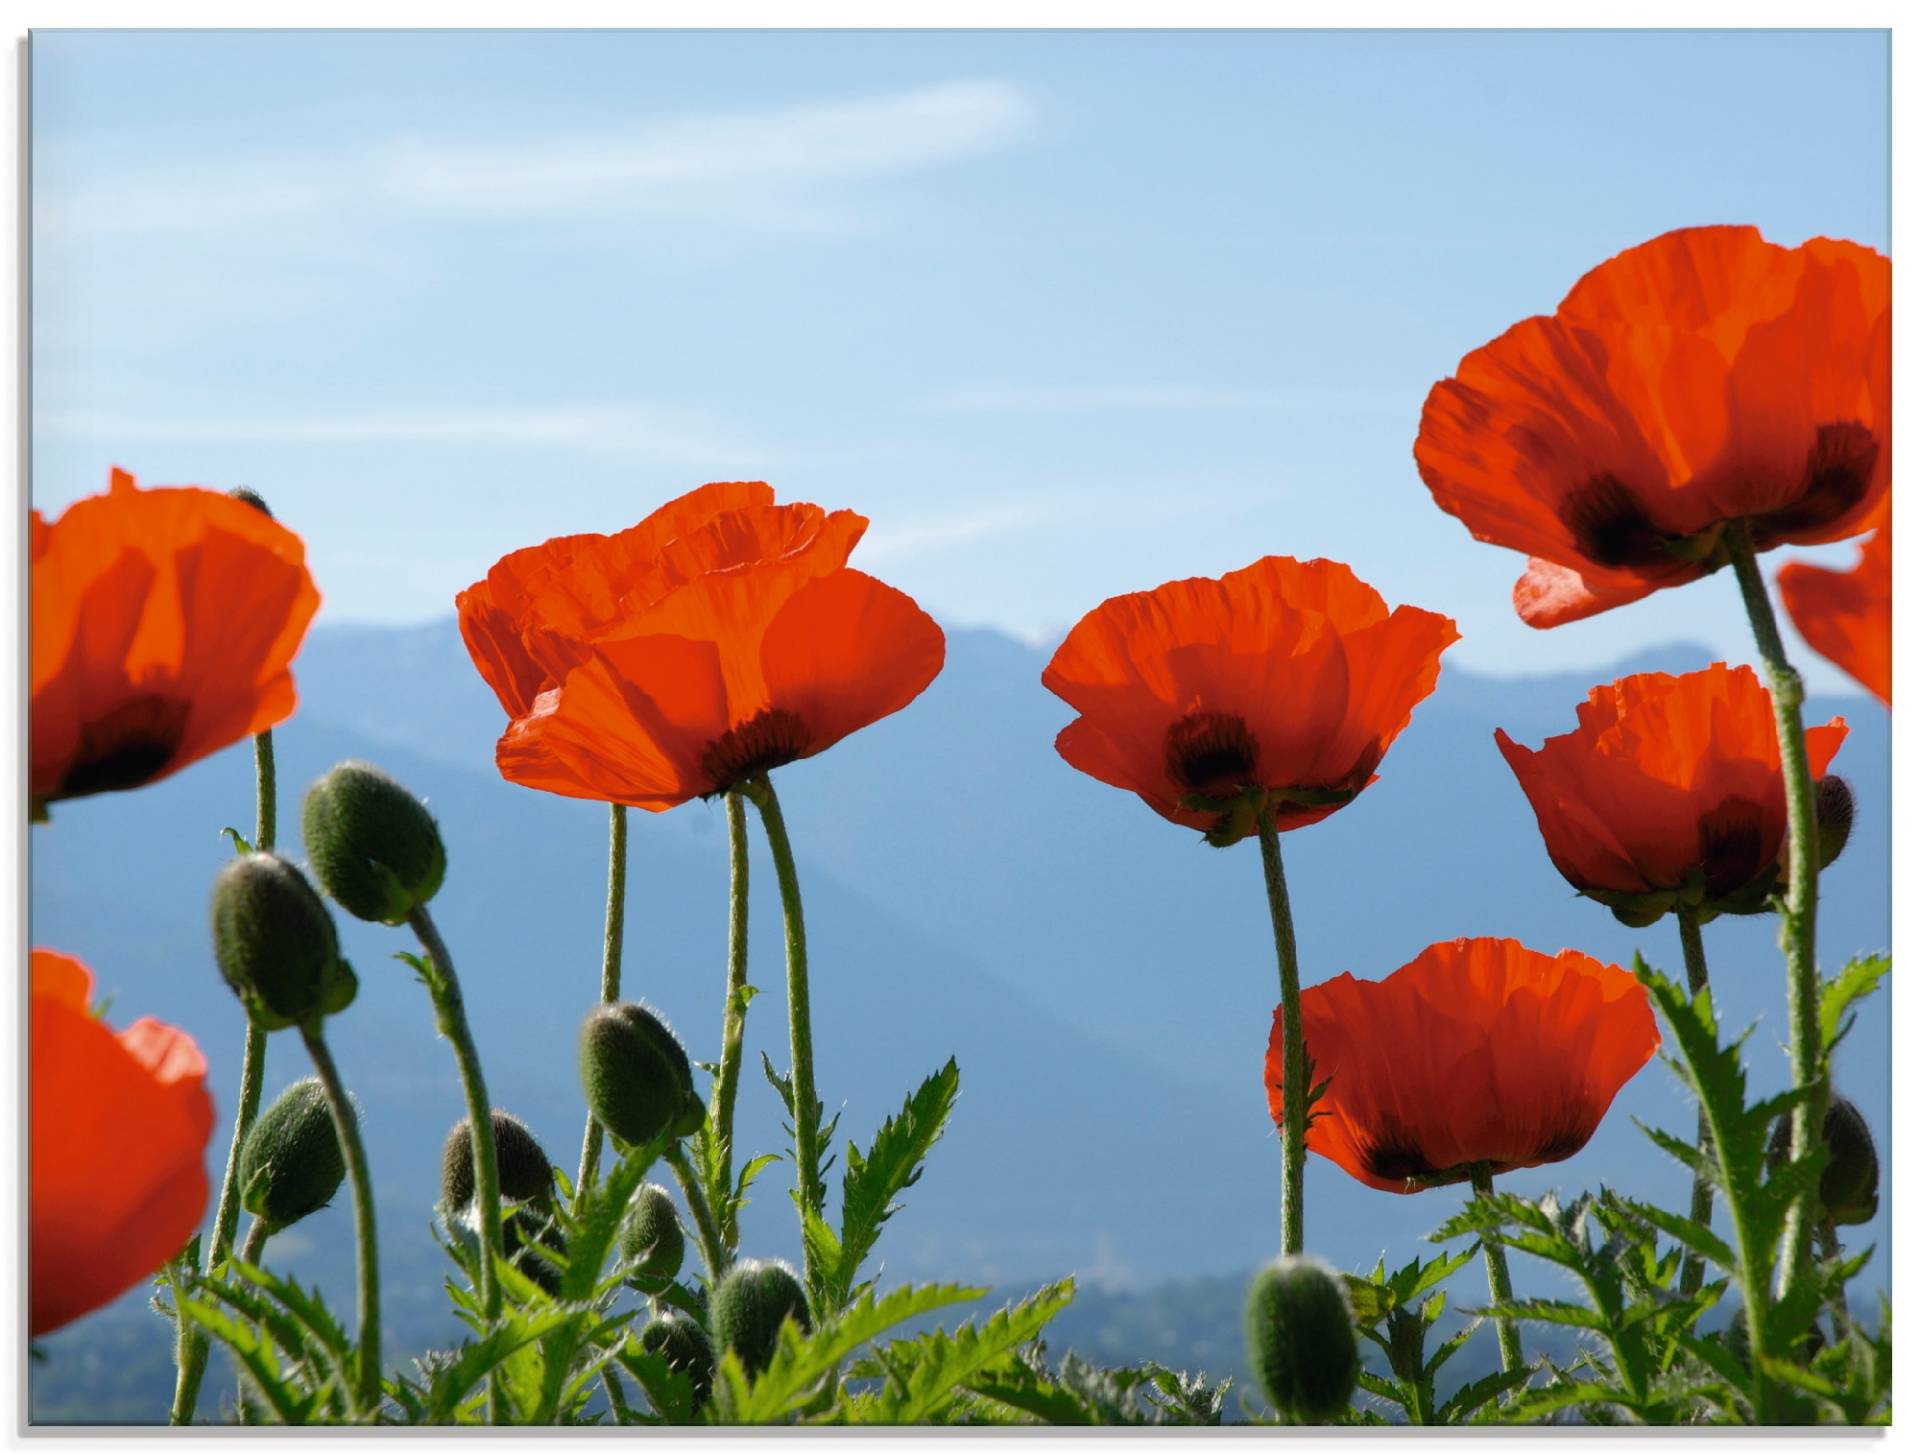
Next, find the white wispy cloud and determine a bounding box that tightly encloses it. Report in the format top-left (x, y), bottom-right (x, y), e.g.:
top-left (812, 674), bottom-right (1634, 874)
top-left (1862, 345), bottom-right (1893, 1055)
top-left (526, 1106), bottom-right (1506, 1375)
top-left (909, 383), bottom-right (1416, 416)
top-left (856, 500), bottom-right (1058, 563)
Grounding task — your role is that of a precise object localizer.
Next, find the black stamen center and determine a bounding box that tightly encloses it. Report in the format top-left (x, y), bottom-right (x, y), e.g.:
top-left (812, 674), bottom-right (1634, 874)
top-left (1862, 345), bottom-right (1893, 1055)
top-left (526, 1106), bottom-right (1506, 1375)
top-left (1752, 420), bottom-right (1879, 545)
top-left (1555, 475), bottom-right (1671, 569)
top-left (1698, 795), bottom-right (1773, 900)
top-left (56, 694), bottom-right (190, 801)
top-left (1165, 711), bottom-right (1260, 796)
top-left (701, 707), bottom-right (812, 791)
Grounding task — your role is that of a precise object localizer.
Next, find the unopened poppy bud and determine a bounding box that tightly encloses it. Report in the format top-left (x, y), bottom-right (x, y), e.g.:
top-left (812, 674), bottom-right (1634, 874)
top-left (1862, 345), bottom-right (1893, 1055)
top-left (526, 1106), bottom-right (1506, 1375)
top-left (239, 1077), bottom-right (344, 1230)
top-left (226, 486), bottom-right (273, 517)
top-left (1769, 1096), bottom-right (1879, 1227)
top-left (301, 762), bottom-right (447, 925)
top-left (1245, 1255), bottom-right (1359, 1424)
top-left (211, 853), bottom-right (356, 1030)
top-left (638, 1312), bottom-right (714, 1406)
top-left (712, 1258), bottom-right (811, 1377)
top-left (579, 1002), bottom-right (705, 1147)
top-left (620, 1183), bottom-right (685, 1293)
top-left (502, 1205), bottom-right (567, 1296)
top-left (1609, 901), bottom-right (1667, 929)
top-left (440, 1110), bottom-right (554, 1212)
top-left (1815, 775), bottom-right (1855, 871)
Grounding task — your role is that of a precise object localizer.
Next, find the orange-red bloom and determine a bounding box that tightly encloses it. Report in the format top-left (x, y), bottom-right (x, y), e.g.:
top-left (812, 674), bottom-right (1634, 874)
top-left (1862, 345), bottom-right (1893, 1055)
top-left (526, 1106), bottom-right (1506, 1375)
top-left (458, 483), bottom-right (945, 809)
top-left (1267, 938), bottom-right (1658, 1194)
top-left (31, 949), bottom-right (214, 1336)
top-left (1779, 526), bottom-right (1891, 706)
top-left (1041, 557), bottom-right (1458, 845)
top-left (1496, 664), bottom-right (1847, 917)
top-left (31, 469), bottom-right (320, 813)
top-left (1416, 226), bottom-right (1890, 627)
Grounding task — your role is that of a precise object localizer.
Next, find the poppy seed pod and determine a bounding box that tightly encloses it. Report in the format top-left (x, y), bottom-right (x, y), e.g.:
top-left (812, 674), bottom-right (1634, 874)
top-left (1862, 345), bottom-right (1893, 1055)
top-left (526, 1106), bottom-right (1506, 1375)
top-left (1815, 775), bottom-right (1855, 872)
top-left (579, 1002), bottom-right (705, 1147)
top-left (620, 1183), bottom-right (686, 1294)
top-left (239, 1077), bottom-right (346, 1230)
top-left (638, 1312), bottom-right (714, 1406)
top-left (440, 1110), bottom-right (554, 1212)
top-left (1769, 1096), bottom-right (1879, 1227)
top-left (713, 1258), bottom-right (811, 1377)
top-left (301, 762), bottom-right (447, 925)
top-left (211, 852), bottom-right (358, 1030)
top-left (1245, 1255), bottom-right (1360, 1424)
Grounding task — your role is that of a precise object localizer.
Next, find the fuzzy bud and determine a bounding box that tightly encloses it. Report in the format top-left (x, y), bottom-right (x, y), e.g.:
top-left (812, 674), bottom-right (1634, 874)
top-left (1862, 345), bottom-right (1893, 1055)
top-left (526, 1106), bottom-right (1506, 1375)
top-left (620, 1183), bottom-right (686, 1294)
top-left (579, 1002), bottom-right (705, 1147)
top-left (1245, 1255), bottom-right (1360, 1424)
top-left (1815, 776), bottom-right (1855, 872)
top-left (211, 852), bottom-right (357, 1030)
top-left (1770, 1096), bottom-right (1879, 1227)
top-left (712, 1258), bottom-right (811, 1377)
top-left (239, 1077), bottom-right (345, 1230)
top-left (302, 762), bottom-right (447, 925)
top-left (638, 1312), bottom-right (714, 1406)
top-left (502, 1205), bottom-right (567, 1296)
top-left (440, 1110), bottom-right (554, 1212)
top-left (226, 486), bottom-right (273, 517)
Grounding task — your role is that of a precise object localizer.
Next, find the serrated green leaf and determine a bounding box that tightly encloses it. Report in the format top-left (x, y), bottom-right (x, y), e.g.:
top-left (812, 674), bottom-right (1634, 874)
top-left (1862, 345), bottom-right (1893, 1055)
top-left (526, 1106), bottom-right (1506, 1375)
top-left (1819, 955), bottom-right (1889, 1057)
top-left (1615, 1195), bottom-right (1735, 1274)
top-left (1435, 1365), bottom-right (1531, 1423)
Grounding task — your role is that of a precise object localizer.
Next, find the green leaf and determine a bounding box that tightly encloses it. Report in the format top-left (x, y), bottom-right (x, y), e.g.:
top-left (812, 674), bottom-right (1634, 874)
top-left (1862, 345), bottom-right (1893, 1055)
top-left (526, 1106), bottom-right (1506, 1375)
top-left (1435, 1366), bottom-right (1532, 1423)
top-left (1819, 954), bottom-right (1889, 1057)
top-left (615, 1344), bottom-right (697, 1425)
top-left (177, 1297), bottom-right (318, 1425)
top-left (1472, 1298), bottom-right (1610, 1333)
top-left (1615, 1195), bottom-right (1735, 1274)
top-left (842, 1279), bottom-right (1074, 1425)
top-left (221, 826), bottom-right (254, 855)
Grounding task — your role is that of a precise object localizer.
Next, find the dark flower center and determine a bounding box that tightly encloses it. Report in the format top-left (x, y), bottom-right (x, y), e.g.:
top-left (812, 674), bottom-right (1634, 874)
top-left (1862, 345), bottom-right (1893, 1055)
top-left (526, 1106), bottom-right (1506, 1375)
top-left (1698, 795), bottom-right (1774, 900)
top-left (55, 694), bottom-right (190, 801)
top-left (1555, 475), bottom-right (1672, 570)
top-left (701, 707), bottom-right (812, 791)
top-left (1752, 420), bottom-right (1879, 545)
top-left (1164, 711), bottom-right (1261, 796)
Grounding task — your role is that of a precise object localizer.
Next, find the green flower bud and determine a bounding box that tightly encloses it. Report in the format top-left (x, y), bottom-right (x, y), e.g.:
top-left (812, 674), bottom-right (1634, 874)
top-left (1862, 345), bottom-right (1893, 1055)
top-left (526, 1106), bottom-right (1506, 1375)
top-left (620, 1183), bottom-right (685, 1294)
top-left (502, 1205), bottom-right (567, 1297)
top-left (440, 1110), bottom-right (554, 1212)
top-left (302, 761), bottom-right (447, 924)
top-left (712, 1258), bottom-right (811, 1378)
top-left (238, 1077), bottom-right (345, 1230)
top-left (226, 486), bottom-right (273, 517)
top-left (1815, 775), bottom-right (1855, 872)
top-left (1769, 1096), bottom-right (1879, 1227)
top-left (579, 1001), bottom-right (705, 1147)
top-left (638, 1312), bottom-right (714, 1407)
top-left (1245, 1255), bottom-right (1359, 1424)
top-left (211, 852), bottom-right (357, 1030)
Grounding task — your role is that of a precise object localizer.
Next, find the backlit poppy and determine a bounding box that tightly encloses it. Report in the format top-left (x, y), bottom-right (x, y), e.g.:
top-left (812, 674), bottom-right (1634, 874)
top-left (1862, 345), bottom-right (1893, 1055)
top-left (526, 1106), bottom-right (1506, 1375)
top-left (31, 949), bottom-right (214, 1336)
top-left (1041, 557), bottom-right (1458, 845)
top-left (467, 484), bottom-right (945, 809)
top-left (1266, 937), bottom-right (1658, 1194)
top-left (1495, 664), bottom-right (1848, 919)
top-left (1779, 526), bottom-right (1891, 706)
top-left (1416, 226), bottom-right (1889, 627)
top-left (31, 469), bottom-right (320, 814)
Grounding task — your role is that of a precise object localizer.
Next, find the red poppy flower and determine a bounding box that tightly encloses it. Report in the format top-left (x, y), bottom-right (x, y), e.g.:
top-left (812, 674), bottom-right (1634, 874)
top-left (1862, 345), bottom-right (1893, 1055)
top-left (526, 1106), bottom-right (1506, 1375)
top-left (1416, 226), bottom-right (1889, 627)
top-left (31, 469), bottom-right (320, 812)
top-left (1041, 557), bottom-right (1458, 845)
top-left (1779, 525), bottom-right (1891, 706)
top-left (1267, 938), bottom-right (1659, 1194)
top-left (465, 484), bottom-right (945, 809)
top-left (31, 949), bottom-right (214, 1336)
top-left (1495, 664), bottom-right (1848, 917)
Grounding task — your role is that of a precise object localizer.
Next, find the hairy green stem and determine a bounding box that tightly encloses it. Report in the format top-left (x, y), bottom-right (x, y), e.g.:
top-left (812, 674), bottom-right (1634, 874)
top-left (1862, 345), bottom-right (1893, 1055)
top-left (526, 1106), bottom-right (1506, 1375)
top-left (1469, 1166), bottom-right (1524, 1376)
top-left (708, 791), bottom-right (752, 1247)
top-left (665, 1144), bottom-right (730, 1287)
top-left (298, 1024), bottom-right (381, 1413)
top-left (1675, 906), bottom-right (1717, 1299)
top-left (743, 777), bottom-right (824, 1284)
top-left (576, 803), bottom-right (629, 1202)
top-left (1256, 817), bottom-right (1306, 1256)
top-left (1726, 523), bottom-right (1825, 1295)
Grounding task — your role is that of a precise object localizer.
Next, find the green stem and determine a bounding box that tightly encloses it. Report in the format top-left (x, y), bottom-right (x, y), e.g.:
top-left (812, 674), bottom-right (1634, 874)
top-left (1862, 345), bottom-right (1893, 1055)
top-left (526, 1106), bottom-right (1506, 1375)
top-left (1726, 522), bottom-right (1825, 1296)
top-left (170, 727), bottom-right (277, 1426)
top-left (230, 1219), bottom-right (277, 1427)
top-left (602, 1365), bottom-right (632, 1424)
top-left (709, 791), bottom-right (752, 1248)
top-left (742, 777), bottom-right (824, 1282)
top-left (298, 1024), bottom-right (381, 1414)
top-left (665, 1144), bottom-right (730, 1288)
top-left (1256, 816), bottom-right (1306, 1256)
top-left (408, 906), bottom-right (502, 1324)
top-left (1469, 1166), bottom-right (1524, 1377)
top-left (1816, 1222), bottom-right (1852, 1342)
top-left (576, 803), bottom-right (629, 1202)
top-left (1675, 906), bottom-right (1717, 1299)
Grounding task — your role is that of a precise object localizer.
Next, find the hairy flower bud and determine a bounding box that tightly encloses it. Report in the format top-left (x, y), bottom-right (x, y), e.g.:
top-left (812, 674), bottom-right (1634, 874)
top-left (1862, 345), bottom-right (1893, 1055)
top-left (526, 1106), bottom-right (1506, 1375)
top-left (1769, 1096), bottom-right (1879, 1227)
top-left (440, 1110), bottom-right (554, 1212)
top-left (712, 1258), bottom-right (811, 1377)
top-left (1245, 1255), bottom-right (1359, 1424)
top-left (620, 1183), bottom-right (686, 1294)
top-left (302, 761), bottom-right (447, 924)
top-left (239, 1077), bottom-right (345, 1230)
top-left (502, 1204), bottom-right (567, 1296)
top-left (1815, 775), bottom-right (1855, 872)
top-left (211, 852), bottom-right (357, 1030)
top-left (638, 1312), bottom-right (714, 1406)
top-left (579, 1002), bottom-right (705, 1147)
top-left (226, 486), bottom-right (273, 517)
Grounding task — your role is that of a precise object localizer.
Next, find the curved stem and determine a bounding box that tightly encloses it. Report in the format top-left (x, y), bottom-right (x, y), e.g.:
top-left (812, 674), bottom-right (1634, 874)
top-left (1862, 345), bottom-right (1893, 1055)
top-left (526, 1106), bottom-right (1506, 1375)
top-left (239, 1216), bottom-right (274, 1267)
top-left (1675, 906), bottom-right (1717, 1299)
top-left (297, 1024), bottom-right (381, 1413)
top-left (665, 1144), bottom-right (730, 1288)
top-left (1469, 1166), bottom-right (1524, 1376)
top-left (1256, 817), bottom-right (1306, 1256)
top-left (1727, 522), bottom-right (1824, 1295)
top-left (408, 906), bottom-right (502, 1324)
top-left (742, 777), bottom-right (824, 1282)
top-left (576, 803), bottom-right (629, 1202)
top-left (709, 791), bottom-right (752, 1248)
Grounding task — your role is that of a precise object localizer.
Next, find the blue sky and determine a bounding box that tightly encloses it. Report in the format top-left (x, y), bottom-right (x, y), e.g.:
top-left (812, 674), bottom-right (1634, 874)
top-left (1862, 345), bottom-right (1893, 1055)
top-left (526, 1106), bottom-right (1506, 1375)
top-left (31, 28), bottom-right (1889, 686)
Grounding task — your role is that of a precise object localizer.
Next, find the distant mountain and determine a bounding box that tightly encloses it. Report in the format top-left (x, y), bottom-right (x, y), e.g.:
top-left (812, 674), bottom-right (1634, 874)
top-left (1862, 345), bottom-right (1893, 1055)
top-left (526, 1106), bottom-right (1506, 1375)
top-left (28, 619), bottom-right (1890, 1421)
